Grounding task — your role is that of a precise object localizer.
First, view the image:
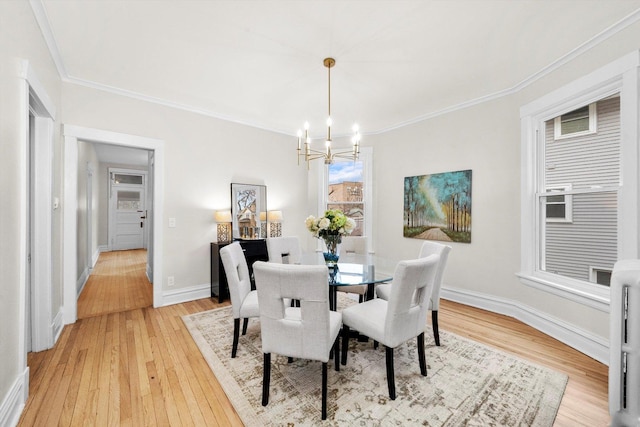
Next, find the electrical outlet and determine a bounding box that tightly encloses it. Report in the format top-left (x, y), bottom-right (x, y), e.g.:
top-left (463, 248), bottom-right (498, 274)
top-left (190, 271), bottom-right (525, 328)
top-left (168, 218), bottom-right (176, 228)
top-left (168, 276), bottom-right (175, 287)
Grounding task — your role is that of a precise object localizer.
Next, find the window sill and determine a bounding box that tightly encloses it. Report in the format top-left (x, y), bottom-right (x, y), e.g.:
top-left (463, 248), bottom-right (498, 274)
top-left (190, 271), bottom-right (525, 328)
top-left (516, 271), bottom-right (610, 312)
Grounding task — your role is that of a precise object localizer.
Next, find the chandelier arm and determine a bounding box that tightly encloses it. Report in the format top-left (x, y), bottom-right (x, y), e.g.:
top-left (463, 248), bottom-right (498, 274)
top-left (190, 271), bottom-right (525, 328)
top-left (296, 57), bottom-right (359, 168)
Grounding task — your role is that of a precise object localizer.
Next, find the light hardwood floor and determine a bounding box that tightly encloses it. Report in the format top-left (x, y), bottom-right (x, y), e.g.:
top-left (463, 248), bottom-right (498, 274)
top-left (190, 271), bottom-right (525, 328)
top-left (19, 251), bottom-right (609, 426)
top-left (77, 249), bottom-right (153, 319)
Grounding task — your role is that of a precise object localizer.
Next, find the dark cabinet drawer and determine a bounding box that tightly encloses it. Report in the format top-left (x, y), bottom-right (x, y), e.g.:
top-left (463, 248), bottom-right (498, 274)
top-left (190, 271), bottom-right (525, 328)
top-left (211, 239), bottom-right (269, 303)
top-left (239, 239), bottom-right (268, 257)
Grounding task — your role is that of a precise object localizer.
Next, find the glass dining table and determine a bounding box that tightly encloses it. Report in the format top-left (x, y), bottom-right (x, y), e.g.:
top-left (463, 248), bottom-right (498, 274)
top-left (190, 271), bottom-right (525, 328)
top-left (298, 252), bottom-right (396, 310)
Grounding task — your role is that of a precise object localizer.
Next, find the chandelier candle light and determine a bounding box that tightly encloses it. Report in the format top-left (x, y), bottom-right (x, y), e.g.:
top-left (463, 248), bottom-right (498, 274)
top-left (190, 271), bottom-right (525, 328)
top-left (297, 58), bottom-right (361, 168)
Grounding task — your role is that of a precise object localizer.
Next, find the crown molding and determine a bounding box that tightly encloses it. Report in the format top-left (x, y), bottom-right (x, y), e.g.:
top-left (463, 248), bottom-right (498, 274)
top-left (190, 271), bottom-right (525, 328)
top-left (29, 0), bottom-right (640, 137)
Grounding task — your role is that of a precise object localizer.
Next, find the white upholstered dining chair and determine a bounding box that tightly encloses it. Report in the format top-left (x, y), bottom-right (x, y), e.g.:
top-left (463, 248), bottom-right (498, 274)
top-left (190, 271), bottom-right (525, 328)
top-left (266, 236), bottom-right (302, 264)
top-left (219, 242), bottom-right (260, 358)
top-left (253, 261), bottom-right (342, 420)
top-left (376, 241), bottom-right (451, 346)
top-left (341, 254), bottom-right (439, 400)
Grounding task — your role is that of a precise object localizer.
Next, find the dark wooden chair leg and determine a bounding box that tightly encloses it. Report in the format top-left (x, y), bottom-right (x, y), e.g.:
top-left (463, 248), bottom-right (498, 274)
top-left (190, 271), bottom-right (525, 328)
top-left (262, 353), bottom-right (271, 406)
top-left (417, 332), bottom-right (427, 376)
top-left (232, 318), bottom-right (240, 358)
top-left (321, 362), bottom-right (328, 420)
top-left (242, 318), bottom-right (249, 335)
top-left (333, 336), bottom-right (340, 371)
top-left (385, 346), bottom-right (396, 400)
top-left (288, 357), bottom-right (294, 363)
top-left (341, 325), bottom-right (351, 365)
top-left (373, 340), bottom-right (379, 349)
top-left (432, 310), bottom-right (440, 346)
top-left (358, 295), bottom-right (364, 303)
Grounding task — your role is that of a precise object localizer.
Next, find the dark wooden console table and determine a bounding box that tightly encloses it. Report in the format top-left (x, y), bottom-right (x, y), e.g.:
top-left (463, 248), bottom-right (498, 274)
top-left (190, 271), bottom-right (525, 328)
top-left (210, 239), bottom-right (269, 303)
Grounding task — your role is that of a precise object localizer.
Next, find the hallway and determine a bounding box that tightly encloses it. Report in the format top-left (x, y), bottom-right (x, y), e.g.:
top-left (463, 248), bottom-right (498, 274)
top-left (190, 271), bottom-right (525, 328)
top-left (77, 249), bottom-right (153, 319)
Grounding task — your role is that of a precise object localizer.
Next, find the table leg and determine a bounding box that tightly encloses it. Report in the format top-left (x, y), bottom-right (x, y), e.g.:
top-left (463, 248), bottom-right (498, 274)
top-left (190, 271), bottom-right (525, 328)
top-left (329, 287), bottom-right (337, 311)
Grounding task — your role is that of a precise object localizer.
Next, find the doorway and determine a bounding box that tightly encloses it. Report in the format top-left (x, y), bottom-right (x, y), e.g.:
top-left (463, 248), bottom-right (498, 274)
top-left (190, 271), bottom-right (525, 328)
top-left (63, 125), bottom-right (165, 324)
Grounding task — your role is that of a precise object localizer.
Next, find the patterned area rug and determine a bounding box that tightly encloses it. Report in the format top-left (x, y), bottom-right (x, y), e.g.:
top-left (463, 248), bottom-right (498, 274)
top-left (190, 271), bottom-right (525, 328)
top-left (182, 299), bottom-right (567, 426)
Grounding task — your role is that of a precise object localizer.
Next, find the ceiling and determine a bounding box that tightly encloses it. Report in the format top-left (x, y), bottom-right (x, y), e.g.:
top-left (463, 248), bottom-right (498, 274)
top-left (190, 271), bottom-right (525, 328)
top-left (35, 0), bottom-right (640, 143)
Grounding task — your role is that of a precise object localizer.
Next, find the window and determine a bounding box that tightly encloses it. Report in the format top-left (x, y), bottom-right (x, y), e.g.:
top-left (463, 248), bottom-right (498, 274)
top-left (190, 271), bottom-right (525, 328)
top-left (319, 147), bottom-right (372, 245)
top-left (113, 173), bottom-right (144, 185)
top-left (544, 185), bottom-right (572, 223)
top-left (553, 103), bottom-right (596, 139)
top-left (519, 53), bottom-right (640, 311)
top-left (540, 98), bottom-right (619, 285)
top-left (589, 267), bottom-right (612, 286)
top-left (328, 161), bottom-right (364, 236)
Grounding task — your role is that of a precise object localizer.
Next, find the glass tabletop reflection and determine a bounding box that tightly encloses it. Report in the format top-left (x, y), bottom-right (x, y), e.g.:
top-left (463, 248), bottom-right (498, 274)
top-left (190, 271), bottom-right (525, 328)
top-left (298, 252), bottom-right (395, 286)
top-left (298, 252), bottom-right (395, 310)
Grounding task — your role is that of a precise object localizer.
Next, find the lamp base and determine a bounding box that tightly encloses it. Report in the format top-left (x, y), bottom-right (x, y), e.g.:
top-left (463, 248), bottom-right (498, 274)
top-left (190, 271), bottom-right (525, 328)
top-left (217, 223), bottom-right (231, 243)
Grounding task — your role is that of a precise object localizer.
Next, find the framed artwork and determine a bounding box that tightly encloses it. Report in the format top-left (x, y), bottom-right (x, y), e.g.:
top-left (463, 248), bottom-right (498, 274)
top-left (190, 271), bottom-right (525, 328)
top-left (231, 183), bottom-right (267, 239)
top-left (403, 169), bottom-right (472, 243)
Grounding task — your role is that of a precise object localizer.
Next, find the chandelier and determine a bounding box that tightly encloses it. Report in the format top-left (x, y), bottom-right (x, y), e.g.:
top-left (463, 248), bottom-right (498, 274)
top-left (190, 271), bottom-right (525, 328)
top-left (297, 58), bottom-right (361, 168)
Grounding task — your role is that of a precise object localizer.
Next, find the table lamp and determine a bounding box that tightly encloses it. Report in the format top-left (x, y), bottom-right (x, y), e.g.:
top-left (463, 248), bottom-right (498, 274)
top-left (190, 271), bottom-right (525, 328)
top-left (214, 210), bottom-right (232, 243)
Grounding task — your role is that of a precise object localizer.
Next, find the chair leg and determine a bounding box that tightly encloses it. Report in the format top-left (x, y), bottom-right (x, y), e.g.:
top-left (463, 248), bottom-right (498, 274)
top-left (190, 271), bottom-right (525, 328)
top-left (373, 340), bottom-right (379, 349)
top-left (262, 353), bottom-right (271, 406)
top-left (321, 362), bottom-right (328, 420)
top-left (432, 310), bottom-right (440, 346)
top-left (242, 318), bottom-right (249, 335)
top-left (341, 325), bottom-right (351, 366)
top-left (333, 336), bottom-right (340, 372)
top-left (288, 357), bottom-right (294, 364)
top-left (385, 346), bottom-right (396, 400)
top-left (232, 318), bottom-right (240, 358)
top-left (417, 332), bottom-right (427, 376)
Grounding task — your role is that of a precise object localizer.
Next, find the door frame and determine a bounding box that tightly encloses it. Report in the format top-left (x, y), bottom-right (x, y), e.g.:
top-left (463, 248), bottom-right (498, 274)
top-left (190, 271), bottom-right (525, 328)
top-left (63, 125), bottom-right (165, 324)
top-left (21, 61), bottom-right (55, 356)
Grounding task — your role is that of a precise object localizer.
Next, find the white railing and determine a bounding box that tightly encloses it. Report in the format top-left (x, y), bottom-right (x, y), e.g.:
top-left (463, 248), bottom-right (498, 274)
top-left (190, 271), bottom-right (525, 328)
top-left (610, 259), bottom-right (640, 426)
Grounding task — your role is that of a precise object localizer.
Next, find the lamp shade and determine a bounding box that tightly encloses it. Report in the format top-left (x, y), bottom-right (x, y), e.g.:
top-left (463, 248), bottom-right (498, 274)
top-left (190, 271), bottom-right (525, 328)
top-left (214, 210), bottom-right (232, 223)
top-left (267, 210), bottom-right (283, 222)
top-left (259, 211), bottom-right (267, 221)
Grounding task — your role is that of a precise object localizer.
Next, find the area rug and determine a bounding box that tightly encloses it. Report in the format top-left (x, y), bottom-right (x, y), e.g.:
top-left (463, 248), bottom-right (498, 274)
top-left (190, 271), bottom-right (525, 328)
top-left (182, 299), bottom-right (568, 426)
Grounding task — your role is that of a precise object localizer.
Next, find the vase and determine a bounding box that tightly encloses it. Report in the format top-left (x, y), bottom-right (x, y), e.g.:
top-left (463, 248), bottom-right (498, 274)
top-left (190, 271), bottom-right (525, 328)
top-left (322, 235), bottom-right (341, 267)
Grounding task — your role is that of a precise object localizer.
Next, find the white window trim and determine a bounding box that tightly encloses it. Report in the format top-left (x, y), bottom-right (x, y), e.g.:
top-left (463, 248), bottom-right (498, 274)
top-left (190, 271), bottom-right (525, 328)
top-left (317, 146), bottom-right (373, 253)
top-left (519, 51), bottom-right (640, 312)
top-left (553, 103), bottom-right (597, 140)
top-left (544, 184), bottom-right (573, 223)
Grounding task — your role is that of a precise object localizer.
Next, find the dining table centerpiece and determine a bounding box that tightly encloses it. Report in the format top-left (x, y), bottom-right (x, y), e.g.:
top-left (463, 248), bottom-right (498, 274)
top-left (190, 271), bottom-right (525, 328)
top-left (305, 209), bottom-right (356, 266)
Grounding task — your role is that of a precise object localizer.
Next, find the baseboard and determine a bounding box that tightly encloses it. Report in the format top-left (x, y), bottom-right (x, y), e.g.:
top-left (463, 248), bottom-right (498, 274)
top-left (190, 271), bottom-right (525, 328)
top-left (52, 307), bottom-right (64, 344)
top-left (76, 266), bottom-right (89, 297)
top-left (91, 247), bottom-right (105, 268)
top-left (441, 286), bottom-right (610, 365)
top-left (162, 283), bottom-right (211, 307)
top-left (0, 367), bottom-right (29, 427)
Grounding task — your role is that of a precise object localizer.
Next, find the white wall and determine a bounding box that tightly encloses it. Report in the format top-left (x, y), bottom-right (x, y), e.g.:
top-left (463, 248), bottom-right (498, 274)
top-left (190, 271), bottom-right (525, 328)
top-left (365, 19), bottom-right (640, 352)
top-left (0, 2), bottom-right (63, 424)
top-left (61, 83), bottom-right (310, 293)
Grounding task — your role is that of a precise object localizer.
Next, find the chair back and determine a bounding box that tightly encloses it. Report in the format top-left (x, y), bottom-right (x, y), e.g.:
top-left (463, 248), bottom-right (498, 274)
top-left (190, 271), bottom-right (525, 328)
top-left (418, 241), bottom-right (452, 310)
top-left (220, 242), bottom-right (252, 318)
top-left (266, 236), bottom-right (302, 264)
top-left (340, 236), bottom-right (368, 254)
top-left (253, 261), bottom-right (332, 361)
top-left (384, 254), bottom-right (439, 347)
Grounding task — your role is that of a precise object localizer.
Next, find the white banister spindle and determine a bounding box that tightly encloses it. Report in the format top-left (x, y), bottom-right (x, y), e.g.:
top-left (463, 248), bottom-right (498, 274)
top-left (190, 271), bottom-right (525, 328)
top-left (610, 259), bottom-right (640, 426)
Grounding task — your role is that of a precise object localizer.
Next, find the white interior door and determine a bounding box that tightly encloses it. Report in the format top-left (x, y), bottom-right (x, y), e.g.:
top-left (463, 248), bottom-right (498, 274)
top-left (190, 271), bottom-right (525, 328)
top-left (109, 170), bottom-right (147, 251)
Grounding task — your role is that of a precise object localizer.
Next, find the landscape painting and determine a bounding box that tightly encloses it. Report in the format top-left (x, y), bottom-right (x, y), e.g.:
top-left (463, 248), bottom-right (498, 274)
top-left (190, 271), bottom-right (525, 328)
top-left (404, 169), bottom-right (472, 243)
